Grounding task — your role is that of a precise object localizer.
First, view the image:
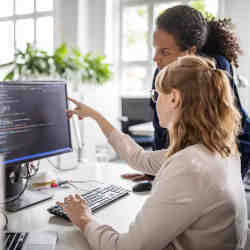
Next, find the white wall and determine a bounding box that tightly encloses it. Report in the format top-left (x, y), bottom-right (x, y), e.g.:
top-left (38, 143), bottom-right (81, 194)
top-left (80, 0), bottom-right (107, 53)
top-left (222, 0), bottom-right (250, 113)
top-left (54, 0), bottom-right (79, 48)
top-left (78, 0), bottom-right (120, 158)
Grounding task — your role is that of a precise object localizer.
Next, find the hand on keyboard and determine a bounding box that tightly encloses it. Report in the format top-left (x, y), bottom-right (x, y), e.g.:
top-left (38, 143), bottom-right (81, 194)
top-left (57, 193), bottom-right (92, 229)
top-left (48, 184), bottom-right (130, 223)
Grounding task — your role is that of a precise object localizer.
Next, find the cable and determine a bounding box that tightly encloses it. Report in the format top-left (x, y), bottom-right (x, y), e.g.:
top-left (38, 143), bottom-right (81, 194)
top-left (71, 180), bottom-right (105, 185)
top-left (67, 182), bottom-right (89, 192)
top-left (0, 161), bottom-right (39, 205)
top-left (0, 164), bottom-right (29, 205)
top-left (19, 161), bottom-right (40, 179)
top-left (47, 158), bottom-right (78, 171)
top-left (66, 180), bottom-right (107, 193)
top-left (29, 161), bottom-right (40, 177)
top-left (0, 209), bottom-right (8, 230)
top-left (47, 159), bottom-right (60, 170)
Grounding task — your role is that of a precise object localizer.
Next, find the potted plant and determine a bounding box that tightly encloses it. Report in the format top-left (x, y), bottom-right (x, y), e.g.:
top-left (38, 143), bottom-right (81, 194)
top-left (0, 43), bottom-right (113, 90)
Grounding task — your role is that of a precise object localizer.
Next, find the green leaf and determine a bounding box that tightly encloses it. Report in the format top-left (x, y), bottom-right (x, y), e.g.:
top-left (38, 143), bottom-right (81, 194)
top-left (3, 70), bottom-right (15, 81)
top-left (0, 42), bottom-right (112, 84)
top-left (54, 43), bottom-right (68, 59)
top-left (190, 0), bottom-right (215, 19)
top-left (0, 61), bottom-right (14, 68)
top-left (72, 47), bottom-right (82, 57)
top-left (17, 63), bottom-right (23, 75)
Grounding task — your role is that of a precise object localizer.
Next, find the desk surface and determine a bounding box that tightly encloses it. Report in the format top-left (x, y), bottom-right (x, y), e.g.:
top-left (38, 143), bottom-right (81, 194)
top-left (5, 155), bottom-right (250, 250)
top-left (4, 158), bottom-right (148, 250)
top-left (129, 121), bottom-right (154, 136)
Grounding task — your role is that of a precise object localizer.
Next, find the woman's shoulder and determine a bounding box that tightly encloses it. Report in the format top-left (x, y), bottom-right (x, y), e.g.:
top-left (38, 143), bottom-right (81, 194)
top-left (156, 145), bottom-right (215, 193)
top-left (162, 144), bottom-right (210, 173)
top-left (167, 144), bottom-right (212, 163)
top-left (158, 145), bottom-right (241, 197)
top-left (163, 144), bottom-right (239, 178)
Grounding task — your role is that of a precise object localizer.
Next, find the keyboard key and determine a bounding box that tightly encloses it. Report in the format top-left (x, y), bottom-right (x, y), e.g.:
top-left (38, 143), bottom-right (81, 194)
top-left (4, 232), bottom-right (28, 250)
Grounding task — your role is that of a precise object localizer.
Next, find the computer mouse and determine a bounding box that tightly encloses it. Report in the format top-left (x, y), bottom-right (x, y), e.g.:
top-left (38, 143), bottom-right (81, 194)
top-left (132, 181), bottom-right (152, 193)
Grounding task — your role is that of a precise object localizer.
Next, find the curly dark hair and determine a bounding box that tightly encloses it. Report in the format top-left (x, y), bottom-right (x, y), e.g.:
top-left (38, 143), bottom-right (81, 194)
top-left (203, 18), bottom-right (242, 67)
top-left (156, 5), bottom-right (242, 67)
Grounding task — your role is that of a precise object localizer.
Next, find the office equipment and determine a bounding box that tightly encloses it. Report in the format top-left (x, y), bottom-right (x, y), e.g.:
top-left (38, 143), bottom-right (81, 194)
top-left (120, 96), bottom-right (154, 147)
top-left (3, 231), bottom-right (57, 250)
top-left (121, 96), bottom-right (153, 121)
top-left (4, 232), bottom-right (28, 249)
top-left (129, 121), bottom-right (154, 136)
top-left (0, 81), bottom-right (72, 212)
top-left (5, 162), bottom-right (147, 250)
top-left (132, 181), bottom-right (152, 192)
top-left (48, 184), bottom-right (130, 220)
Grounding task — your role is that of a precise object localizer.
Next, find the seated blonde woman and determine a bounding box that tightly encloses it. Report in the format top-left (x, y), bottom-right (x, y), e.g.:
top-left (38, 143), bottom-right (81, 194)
top-left (57, 55), bottom-right (248, 250)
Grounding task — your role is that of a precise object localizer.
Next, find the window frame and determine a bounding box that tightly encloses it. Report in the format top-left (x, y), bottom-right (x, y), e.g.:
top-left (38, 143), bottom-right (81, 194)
top-left (119, 0), bottom-right (189, 95)
top-left (0, 0), bottom-right (55, 61)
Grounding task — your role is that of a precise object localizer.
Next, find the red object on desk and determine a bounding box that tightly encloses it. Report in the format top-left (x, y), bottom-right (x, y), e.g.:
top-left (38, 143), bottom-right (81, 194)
top-left (51, 183), bottom-right (58, 188)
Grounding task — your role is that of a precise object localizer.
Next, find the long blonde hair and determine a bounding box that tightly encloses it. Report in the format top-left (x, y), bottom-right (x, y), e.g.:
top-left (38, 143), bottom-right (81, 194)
top-left (156, 55), bottom-right (241, 158)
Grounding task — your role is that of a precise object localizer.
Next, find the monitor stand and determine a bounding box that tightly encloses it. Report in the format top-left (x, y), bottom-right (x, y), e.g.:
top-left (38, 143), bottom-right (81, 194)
top-left (5, 164), bottom-right (53, 212)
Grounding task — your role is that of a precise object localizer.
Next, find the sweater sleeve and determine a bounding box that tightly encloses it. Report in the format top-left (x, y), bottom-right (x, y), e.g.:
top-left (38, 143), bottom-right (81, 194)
top-left (83, 158), bottom-right (210, 250)
top-left (107, 129), bottom-right (166, 175)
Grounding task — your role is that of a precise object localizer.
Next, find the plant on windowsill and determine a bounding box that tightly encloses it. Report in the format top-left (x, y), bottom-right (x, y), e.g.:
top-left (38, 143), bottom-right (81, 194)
top-left (0, 43), bottom-right (113, 89)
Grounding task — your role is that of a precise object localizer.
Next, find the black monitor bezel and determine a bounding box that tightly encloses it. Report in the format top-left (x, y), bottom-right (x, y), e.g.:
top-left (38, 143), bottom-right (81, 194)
top-left (0, 80), bottom-right (73, 166)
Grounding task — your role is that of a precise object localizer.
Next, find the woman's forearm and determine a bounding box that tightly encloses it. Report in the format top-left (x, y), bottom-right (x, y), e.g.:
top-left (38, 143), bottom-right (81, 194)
top-left (91, 110), bottom-right (116, 138)
top-left (68, 97), bottom-right (116, 138)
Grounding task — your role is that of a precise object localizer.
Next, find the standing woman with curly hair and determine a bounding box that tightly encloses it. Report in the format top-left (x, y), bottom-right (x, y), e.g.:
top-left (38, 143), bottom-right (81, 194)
top-left (58, 55), bottom-right (248, 250)
top-left (127, 5), bottom-right (250, 192)
top-left (153, 5), bottom-right (249, 168)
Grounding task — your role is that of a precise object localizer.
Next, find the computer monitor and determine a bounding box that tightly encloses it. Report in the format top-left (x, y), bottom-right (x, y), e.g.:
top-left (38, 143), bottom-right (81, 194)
top-left (0, 81), bottom-right (73, 211)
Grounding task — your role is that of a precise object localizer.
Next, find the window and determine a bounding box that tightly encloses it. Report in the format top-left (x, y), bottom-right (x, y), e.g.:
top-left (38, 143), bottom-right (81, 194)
top-left (0, 0), bottom-right (54, 69)
top-left (119, 0), bottom-right (218, 95)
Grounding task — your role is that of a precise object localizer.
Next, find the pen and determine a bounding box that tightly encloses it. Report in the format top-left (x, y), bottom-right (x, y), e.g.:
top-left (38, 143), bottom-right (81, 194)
top-left (32, 180), bottom-right (56, 188)
top-left (50, 180), bottom-right (70, 188)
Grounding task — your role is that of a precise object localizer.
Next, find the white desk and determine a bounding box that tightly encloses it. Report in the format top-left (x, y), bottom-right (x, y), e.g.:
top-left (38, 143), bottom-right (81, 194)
top-left (129, 122), bottom-right (154, 136)
top-left (4, 159), bottom-right (148, 250)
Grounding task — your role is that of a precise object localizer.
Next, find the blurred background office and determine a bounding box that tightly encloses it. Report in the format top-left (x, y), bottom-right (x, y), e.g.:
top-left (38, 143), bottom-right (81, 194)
top-left (0, 0), bottom-right (249, 160)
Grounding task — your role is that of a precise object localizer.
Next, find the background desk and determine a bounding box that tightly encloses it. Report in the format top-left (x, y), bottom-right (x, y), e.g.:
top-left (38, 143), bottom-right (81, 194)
top-left (129, 121), bottom-right (154, 136)
top-left (5, 159), bottom-right (148, 250)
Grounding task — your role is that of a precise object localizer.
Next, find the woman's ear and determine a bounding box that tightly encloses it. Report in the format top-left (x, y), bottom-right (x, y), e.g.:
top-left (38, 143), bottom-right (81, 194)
top-left (170, 89), bottom-right (181, 109)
